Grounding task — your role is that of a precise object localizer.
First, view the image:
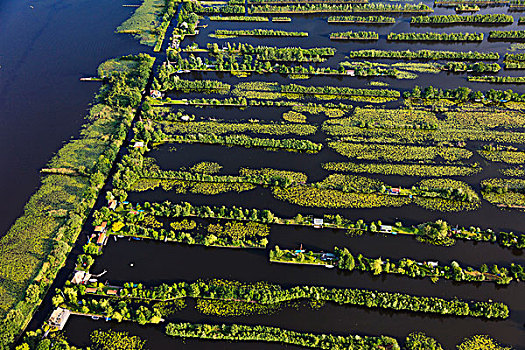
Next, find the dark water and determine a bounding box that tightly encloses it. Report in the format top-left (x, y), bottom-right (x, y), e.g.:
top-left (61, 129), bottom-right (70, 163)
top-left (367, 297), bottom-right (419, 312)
top-left (0, 0), bottom-right (145, 235)
top-left (6, 0), bottom-right (525, 348)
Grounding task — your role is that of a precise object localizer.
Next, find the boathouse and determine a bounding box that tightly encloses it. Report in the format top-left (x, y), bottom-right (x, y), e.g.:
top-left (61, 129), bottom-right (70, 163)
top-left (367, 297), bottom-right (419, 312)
top-left (313, 218), bottom-right (323, 228)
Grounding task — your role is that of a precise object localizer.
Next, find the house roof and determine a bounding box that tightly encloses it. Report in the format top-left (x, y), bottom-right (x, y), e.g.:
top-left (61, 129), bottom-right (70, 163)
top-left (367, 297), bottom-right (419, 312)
top-left (96, 233), bottom-right (106, 245)
top-left (94, 221), bottom-right (107, 232)
top-left (106, 289), bottom-right (118, 295)
top-left (71, 271), bottom-right (91, 284)
top-left (85, 287), bottom-right (97, 293)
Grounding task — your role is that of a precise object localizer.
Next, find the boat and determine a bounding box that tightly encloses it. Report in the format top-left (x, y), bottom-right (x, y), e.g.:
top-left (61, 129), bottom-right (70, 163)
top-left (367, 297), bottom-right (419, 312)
top-left (324, 265), bottom-right (335, 269)
top-left (91, 316), bottom-right (99, 320)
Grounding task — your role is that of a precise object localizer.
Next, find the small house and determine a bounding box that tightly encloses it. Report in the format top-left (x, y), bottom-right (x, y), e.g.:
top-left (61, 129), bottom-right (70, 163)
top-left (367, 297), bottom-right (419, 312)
top-left (180, 115), bottom-right (190, 121)
top-left (96, 232), bottom-right (106, 246)
top-left (106, 289), bottom-right (118, 296)
top-left (379, 225), bottom-right (393, 234)
top-left (426, 261), bottom-right (439, 268)
top-left (389, 188), bottom-right (401, 195)
top-left (345, 69), bottom-right (355, 76)
top-left (48, 308), bottom-right (71, 330)
top-left (133, 141), bottom-right (144, 149)
top-left (71, 271), bottom-right (91, 285)
top-left (108, 199), bottom-right (117, 210)
top-left (313, 218), bottom-right (324, 227)
top-left (149, 90), bottom-right (162, 98)
top-left (94, 221), bottom-right (107, 233)
top-left (85, 287), bottom-right (97, 294)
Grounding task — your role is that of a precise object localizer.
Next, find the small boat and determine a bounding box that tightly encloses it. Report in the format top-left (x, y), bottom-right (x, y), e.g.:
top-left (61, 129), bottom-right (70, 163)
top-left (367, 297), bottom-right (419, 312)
top-left (91, 316), bottom-right (99, 320)
top-left (324, 265), bottom-right (335, 269)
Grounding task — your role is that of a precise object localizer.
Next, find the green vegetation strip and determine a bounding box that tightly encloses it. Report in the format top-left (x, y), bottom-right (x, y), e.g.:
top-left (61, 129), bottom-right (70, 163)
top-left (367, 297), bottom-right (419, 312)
top-left (387, 32), bottom-right (483, 41)
top-left (248, 3), bottom-right (433, 14)
top-left (91, 279), bottom-right (509, 318)
top-left (468, 76), bottom-right (525, 84)
top-left (98, 201), bottom-right (525, 248)
top-left (322, 161), bottom-right (481, 177)
top-left (328, 15), bottom-right (395, 23)
top-left (142, 131), bottom-right (322, 153)
top-left (411, 14), bottom-right (513, 24)
top-left (209, 16), bottom-right (269, 21)
top-left (330, 31), bottom-right (378, 40)
top-left (152, 120), bottom-right (318, 136)
top-left (166, 322), bottom-right (400, 349)
top-left (213, 29), bottom-right (308, 37)
top-left (270, 246), bottom-right (524, 284)
top-left (346, 49), bottom-right (499, 60)
top-left (489, 30), bottom-right (525, 40)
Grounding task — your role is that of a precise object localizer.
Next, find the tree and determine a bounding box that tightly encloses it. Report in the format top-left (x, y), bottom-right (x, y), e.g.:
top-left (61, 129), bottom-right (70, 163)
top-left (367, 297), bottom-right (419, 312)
top-left (25, 284), bottom-right (40, 304)
top-left (371, 258), bottom-right (383, 275)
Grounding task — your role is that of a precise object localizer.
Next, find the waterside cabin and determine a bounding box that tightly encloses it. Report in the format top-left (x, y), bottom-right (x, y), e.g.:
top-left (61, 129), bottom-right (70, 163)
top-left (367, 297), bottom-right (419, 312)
top-left (48, 308), bottom-right (71, 330)
top-left (380, 225), bottom-right (393, 234)
top-left (71, 270), bottom-right (91, 285)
